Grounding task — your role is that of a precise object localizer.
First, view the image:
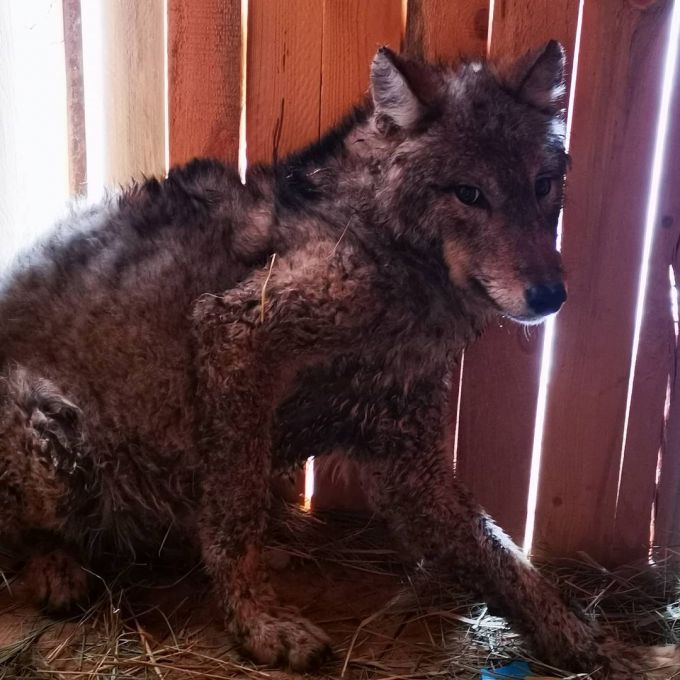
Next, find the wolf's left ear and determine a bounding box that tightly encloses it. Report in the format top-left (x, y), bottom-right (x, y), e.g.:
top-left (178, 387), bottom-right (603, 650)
top-left (370, 47), bottom-right (428, 130)
top-left (511, 40), bottom-right (566, 112)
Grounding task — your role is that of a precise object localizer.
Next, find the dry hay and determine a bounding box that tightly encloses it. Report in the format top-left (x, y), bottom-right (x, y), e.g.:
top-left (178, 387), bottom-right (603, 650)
top-left (0, 506), bottom-right (679, 680)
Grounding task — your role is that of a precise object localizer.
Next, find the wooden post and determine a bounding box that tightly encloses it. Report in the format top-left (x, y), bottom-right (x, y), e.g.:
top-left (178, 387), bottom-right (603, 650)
top-left (63, 0), bottom-right (87, 196)
top-left (320, 0), bottom-right (402, 131)
top-left (532, 0), bottom-right (673, 563)
top-left (456, 0), bottom-right (580, 544)
top-left (312, 0), bottom-right (403, 511)
top-left (168, 0), bottom-right (242, 166)
top-left (246, 0), bottom-right (323, 166)
top-left (246, 0), bottom-right (324, 503)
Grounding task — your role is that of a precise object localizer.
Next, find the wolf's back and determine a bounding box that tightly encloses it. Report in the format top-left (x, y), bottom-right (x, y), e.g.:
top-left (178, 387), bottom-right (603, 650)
top-left (0, 162), bottom-right (255, 454)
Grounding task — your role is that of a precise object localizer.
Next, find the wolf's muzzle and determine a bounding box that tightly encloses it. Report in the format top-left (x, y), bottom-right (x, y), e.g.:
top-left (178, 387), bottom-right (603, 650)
top-left (525, 283), bottom-right (567, 316)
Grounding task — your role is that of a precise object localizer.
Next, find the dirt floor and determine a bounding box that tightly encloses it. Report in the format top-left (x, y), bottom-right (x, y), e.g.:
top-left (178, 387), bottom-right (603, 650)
top-left (0, 510), bottom-right (679, 679)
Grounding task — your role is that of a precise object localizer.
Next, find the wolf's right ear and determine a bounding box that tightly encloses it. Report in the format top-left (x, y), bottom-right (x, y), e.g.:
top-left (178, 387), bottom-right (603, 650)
top-left (510, 40), bottom-right (566, 112)
top-left (370, 47), bottom-right (426, 130)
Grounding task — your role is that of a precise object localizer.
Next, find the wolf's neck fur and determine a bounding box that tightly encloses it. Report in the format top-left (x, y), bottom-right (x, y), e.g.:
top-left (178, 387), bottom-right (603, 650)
top-left (238, 104), bottom-right (493, 344)
top-left (245, 103), bottom-right (395, 242)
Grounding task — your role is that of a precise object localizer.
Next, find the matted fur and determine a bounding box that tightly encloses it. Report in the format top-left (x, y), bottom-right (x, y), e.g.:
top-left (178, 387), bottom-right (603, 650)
top-left (0, 44), bottom-right (674, 677)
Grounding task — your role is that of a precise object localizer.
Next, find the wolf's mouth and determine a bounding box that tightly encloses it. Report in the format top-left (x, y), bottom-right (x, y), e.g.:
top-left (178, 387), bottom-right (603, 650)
top-left (506, 311), bottom-right (550, 326)
top-left (468, 276), bottom-right (556, 326)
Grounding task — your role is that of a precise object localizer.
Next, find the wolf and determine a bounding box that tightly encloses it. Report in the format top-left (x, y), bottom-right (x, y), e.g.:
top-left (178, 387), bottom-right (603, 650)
top-left (0, 42), bottom-right (676, 677)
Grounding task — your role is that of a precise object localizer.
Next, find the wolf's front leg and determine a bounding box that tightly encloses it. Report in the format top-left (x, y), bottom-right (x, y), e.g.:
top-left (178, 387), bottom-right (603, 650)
top-left (192, 313), bottom-right (329, 670)
top-left (191, 254), bottom-right (377, 669)
top-left (358, 392), bottom-right (679, 678)
top-left (196, 402), bottom-right (330, 670)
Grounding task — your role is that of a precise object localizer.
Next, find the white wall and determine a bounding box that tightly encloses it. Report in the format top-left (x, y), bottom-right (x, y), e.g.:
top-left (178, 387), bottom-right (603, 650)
top-left (0, 0), bottom-right (69, 271)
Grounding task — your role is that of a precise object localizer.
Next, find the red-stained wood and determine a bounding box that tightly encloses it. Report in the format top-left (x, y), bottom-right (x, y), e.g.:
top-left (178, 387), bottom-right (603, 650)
top-left (532, 0), bottom-right (673, 563)
top-left (456, 1), bottom-right (580, 545)
top-left (649, 78), bottom-right (680, 554)
top-left (168, 0), bottom-right (241, 166)
top-left (62, 0), bottom-right (87, 196)
top-left (320, 0), bottom-right (402, 130)
top-left (246, 0), bottom-right (324, 503)
top-left (245, 0), bottom-right (323, 165)
top-left (312, 0), bottom-right (403, 511)
top-left (457, 325), bottom-right (543, 543)
top-left (405, 0), bottom-right (489, 60)
top-left (488, 0), bottom-right (579, 59)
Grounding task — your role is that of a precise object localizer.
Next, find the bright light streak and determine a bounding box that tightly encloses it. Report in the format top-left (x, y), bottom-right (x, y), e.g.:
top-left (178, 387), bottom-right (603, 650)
top-left (163, 0), bottom-right (170, 173)
top-left (304, 457), bottom-right (315, 510)
top-left (670, 266), bottom-right (679, 339)
top-left (523, 0), bottom-right (585, 554)
top-left (452, 351), bottom-right (465, 472)
top-left (238, 0), bottom-right (248, 184)
top-left (486, 0), bottom-right (495, 55)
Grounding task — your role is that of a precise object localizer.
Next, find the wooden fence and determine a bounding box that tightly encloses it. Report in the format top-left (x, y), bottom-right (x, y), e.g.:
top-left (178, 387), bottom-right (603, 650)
top-left (2, 0), bottom-right (679, 567)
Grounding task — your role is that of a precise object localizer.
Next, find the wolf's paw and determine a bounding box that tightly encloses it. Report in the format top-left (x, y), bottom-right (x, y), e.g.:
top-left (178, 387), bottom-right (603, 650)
top-left (21, 549), bottom-right (89, 614)
top-left (637, 645), bottom-right (680, 679)
top-left (602, 644), bottom-right (680, 679)
top-left (236, 609), bottom-right (332, 671)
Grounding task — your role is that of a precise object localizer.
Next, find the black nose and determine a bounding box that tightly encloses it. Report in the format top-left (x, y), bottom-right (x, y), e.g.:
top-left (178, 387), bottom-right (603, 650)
top-left (525, 283), bottom-right (567, 316)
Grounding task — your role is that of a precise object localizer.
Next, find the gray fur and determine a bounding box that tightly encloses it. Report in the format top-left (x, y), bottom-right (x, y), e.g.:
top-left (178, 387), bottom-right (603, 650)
top-left (0, 44), bottom-right (675, 676)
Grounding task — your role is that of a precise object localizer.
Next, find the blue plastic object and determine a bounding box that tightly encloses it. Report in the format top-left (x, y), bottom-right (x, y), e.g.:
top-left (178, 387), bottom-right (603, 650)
top-left (480, 660), bottom-right (533, 679)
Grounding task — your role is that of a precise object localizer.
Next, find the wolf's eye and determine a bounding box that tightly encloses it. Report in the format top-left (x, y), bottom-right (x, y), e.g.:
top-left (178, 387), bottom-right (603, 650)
top-left (453, 185), bottom-right (482, 206)
top-left (535, 177), bottom-right (552, 198)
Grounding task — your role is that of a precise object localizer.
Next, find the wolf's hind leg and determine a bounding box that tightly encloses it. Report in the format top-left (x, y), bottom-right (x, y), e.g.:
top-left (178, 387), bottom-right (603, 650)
top-left (197, 406), bottom-right (330, 671)
top-left (0, 403), bottom-right (29, 542)
top-left (19, 541), bottom-right (89, 614)
top-left (0, 365), bottom-right (82, 538)
top-left (0, 366), bottom-right (91, 613)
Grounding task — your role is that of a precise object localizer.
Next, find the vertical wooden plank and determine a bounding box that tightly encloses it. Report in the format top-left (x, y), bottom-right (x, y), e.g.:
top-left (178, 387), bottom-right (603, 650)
top-left (320, 0), bottom-right (402, 130)
top-left (168, 0), bottom-right (241, 166)
top-left (487, 0), bottom-right (579, 57)
top-left (456, 1), bottom-right (580, 545)
top-left (103, 0), bottom-right (166, 185)
top-left (533, 0), bottom-right (673, 563)
top-left (649, 77), bottom-right (680, 553)
top-left (246, 0), bottom-right (323, 504)
top-left (246, 0), bottom-right (323, 165)
top-left (457, 327), bottom-right (542, 543)
top-left (613, 75), bottom-right (679, 563)
top-left (312, 0), bottom-right (402, 511)
top-left (405, 0), bottom-right (489, 60)
top-left (62, 0), bottom-right (87, 196)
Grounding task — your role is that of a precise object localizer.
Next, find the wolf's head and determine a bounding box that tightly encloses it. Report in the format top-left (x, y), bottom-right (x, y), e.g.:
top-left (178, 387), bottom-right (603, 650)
top-left (368, 42), bottom-right (568, 323)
